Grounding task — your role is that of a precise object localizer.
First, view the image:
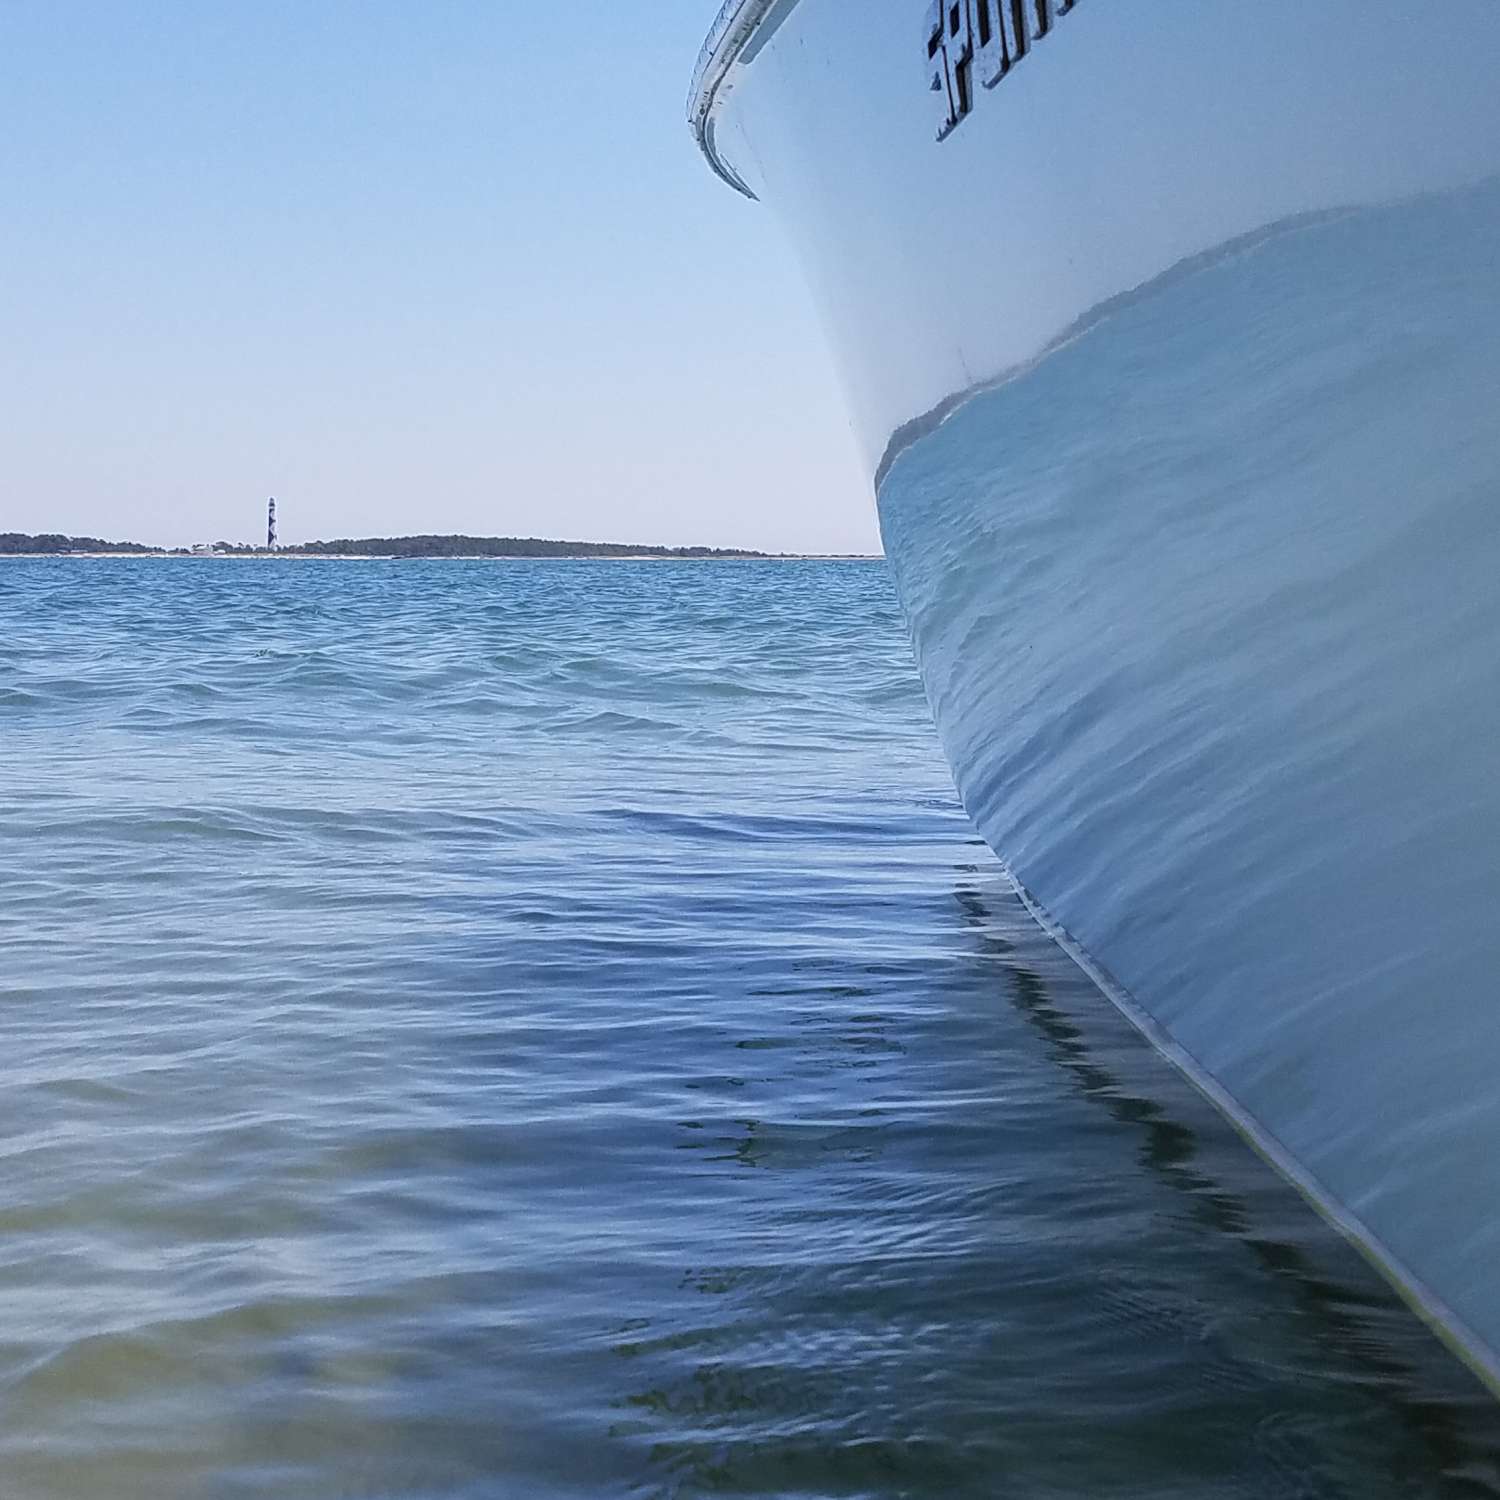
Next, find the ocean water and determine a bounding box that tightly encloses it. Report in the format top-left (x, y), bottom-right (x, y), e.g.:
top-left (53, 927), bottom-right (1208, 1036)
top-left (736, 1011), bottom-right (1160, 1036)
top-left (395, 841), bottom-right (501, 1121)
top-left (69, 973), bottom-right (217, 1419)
top-left (1, 556), bottom-right (1497, 1500)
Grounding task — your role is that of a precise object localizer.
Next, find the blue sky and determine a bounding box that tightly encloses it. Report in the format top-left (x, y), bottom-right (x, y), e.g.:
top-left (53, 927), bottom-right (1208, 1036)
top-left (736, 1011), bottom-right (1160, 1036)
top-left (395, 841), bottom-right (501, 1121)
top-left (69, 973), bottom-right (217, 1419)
top-left (0, 1), bottom-right (874, 552)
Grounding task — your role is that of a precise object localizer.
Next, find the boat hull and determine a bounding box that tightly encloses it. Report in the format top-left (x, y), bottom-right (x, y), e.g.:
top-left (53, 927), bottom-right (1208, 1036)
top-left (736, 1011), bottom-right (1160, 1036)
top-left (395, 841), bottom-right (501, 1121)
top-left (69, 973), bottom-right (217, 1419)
top-left (697, 0), bottom-right (1500, 1377)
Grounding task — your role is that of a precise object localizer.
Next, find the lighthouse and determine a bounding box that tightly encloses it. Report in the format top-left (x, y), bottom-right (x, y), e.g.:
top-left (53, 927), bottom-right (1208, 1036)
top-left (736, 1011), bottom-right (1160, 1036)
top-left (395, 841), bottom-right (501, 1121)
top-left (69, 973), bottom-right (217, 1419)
top-left (267, 497), bottom-right (278, 552)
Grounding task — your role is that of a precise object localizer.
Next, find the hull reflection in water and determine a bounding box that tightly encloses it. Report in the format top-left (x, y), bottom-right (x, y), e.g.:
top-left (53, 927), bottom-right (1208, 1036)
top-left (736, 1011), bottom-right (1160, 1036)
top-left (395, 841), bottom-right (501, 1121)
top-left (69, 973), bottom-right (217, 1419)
top-left (627, 872), bottom-right (1500, 1498)
top-left (691, 0), bottom-right (1500, 1380)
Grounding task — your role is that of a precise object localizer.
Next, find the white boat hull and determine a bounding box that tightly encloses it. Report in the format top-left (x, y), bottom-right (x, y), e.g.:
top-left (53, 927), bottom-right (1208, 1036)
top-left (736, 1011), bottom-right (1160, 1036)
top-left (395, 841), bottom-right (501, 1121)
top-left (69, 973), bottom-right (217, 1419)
top-left (694, 0), bottom-right (1500, 1379)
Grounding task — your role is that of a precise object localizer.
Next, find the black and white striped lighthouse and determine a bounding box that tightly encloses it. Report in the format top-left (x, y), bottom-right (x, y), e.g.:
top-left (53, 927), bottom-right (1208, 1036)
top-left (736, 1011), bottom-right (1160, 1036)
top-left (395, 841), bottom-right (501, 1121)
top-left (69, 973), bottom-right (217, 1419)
top-left (267, 497), bottom-right (278, 552)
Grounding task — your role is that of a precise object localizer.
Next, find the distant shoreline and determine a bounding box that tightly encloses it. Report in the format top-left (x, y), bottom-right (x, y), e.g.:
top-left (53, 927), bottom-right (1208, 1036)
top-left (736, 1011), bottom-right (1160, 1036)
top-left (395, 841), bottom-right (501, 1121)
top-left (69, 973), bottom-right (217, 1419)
top-left (0, 550), bottom-right (879, 562)
top-left (1, 532), bottom-right (877, 562)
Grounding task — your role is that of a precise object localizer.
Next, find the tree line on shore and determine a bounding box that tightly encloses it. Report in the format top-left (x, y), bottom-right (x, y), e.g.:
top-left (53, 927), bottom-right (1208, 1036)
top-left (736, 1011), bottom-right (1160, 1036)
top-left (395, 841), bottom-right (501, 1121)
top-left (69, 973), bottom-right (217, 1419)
top-left (294, 534), bottom-right (766, 559)
top-left (2, 532), bottom-right (158, 554)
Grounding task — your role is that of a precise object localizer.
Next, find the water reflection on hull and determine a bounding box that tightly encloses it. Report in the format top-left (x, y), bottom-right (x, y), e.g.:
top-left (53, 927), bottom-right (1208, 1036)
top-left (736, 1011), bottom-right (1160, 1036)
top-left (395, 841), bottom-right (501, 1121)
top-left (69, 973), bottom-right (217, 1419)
top-left (878, 179), bottom-right (1500, 1374)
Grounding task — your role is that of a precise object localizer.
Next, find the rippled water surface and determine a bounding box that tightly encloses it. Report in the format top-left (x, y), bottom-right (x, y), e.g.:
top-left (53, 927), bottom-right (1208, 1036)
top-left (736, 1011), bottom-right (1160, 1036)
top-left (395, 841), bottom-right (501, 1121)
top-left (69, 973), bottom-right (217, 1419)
top-left (1, 557), bottom-right (1497, 1499)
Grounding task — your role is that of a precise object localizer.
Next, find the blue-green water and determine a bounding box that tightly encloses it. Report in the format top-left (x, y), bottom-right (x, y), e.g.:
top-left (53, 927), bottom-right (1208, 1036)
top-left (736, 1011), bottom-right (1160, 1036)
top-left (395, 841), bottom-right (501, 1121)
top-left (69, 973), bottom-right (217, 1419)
top-left (1, 557), bottom-right (1496, 1499)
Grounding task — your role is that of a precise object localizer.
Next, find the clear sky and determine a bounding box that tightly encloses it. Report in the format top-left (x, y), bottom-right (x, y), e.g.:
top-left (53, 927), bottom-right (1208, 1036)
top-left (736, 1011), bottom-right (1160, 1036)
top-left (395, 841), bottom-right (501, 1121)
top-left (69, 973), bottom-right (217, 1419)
top-left (0, 1), bottom-right (875, 553)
